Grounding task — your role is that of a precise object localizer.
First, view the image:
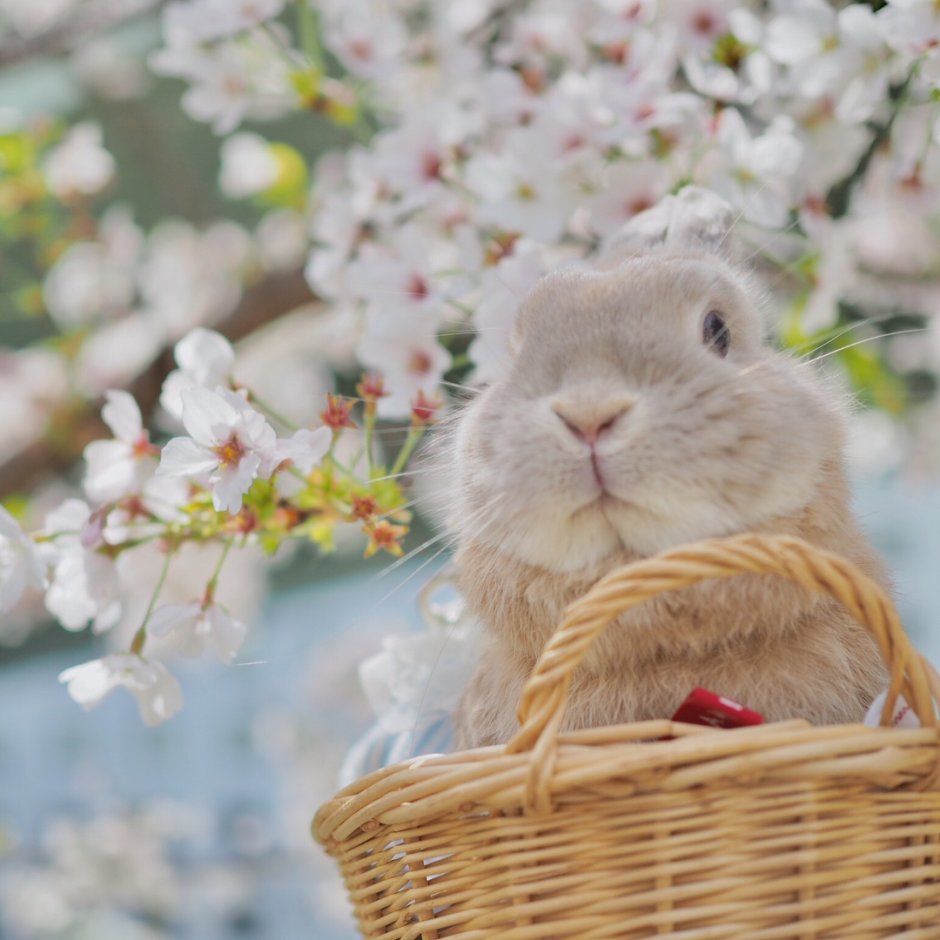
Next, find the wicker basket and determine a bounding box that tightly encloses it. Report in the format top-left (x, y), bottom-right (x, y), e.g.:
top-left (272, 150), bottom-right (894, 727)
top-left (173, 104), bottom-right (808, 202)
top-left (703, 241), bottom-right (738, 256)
top-left (314, 533), bottom-right (940, 938)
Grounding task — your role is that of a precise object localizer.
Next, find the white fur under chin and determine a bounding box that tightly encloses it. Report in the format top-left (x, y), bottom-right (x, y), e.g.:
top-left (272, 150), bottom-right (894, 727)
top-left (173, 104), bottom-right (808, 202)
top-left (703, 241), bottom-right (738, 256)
top-left (476, 465), bottom-right (822, 574)
top-left (488, 502), bottom-right (623, 572)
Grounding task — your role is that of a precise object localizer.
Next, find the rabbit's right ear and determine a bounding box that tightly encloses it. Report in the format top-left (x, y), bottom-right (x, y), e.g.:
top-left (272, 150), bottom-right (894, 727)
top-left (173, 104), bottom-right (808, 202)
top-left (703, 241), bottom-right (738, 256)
top-left (598, 186), bottom-right (738, 268)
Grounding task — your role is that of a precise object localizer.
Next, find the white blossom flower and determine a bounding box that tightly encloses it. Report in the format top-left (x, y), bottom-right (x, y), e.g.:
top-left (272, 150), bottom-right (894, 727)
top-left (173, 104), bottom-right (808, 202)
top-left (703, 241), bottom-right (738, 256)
top-left (369, 109), bottom-right (470, 209)
top-left (154, 31), bottom-right (294, 135)
top-left (148, 601), bottom-right (247, 663)
top-left (465, 127), bottom-right (573, 241)
top-left (346, 223), bottom-right (457, 318)
top-left (585, 159), bottom-right (671, 238)
top-left (469, 247), bottom-right (545, 385)
top-left (0, 346), bottom-right (69, 453)
top-left (219, 132), bottom-right (280, 199)
top-left (305, 193), bottom-right (368, 300)
top-left (41, 500), bottom-right (122, 633)
top-left (274, 427), bottom-right (332, 473)
top-left (42, 122), bottom-right (115, 198)
top-left (138, 219), bottom-right (251, 339)
top-left (701, 109), bottom-right (803, 227)
top-left (324, 6), bottom-right (409, 80)
top-left (103, 475), bottom-right (191, 546)
top-left (765, 1), bottom-right (890, 124)
top-left (74, 313), bottom-right (166, 399)
top-left (41, 206), bottom-right (142, 328)
top-left (256, 208), bottom-right (308, 271)
top-left (879, 0), bottom-right (940, 57)
top-left (359, 315), bottom-right (452, 419)
top-left (682, 9), bottom-right (773, 105)
top-left (0, 506), bottom-right (45, 613)
top-left (59, 653), bottom-right (183, 726)
top-left (84, 391), bottom-right (159, 504)
top-left (665, 0), bottom-right (732, 54)
top-left (157, 386), bottom-right (277, 512)
top-left (160, 328), bottom-right (236, 421)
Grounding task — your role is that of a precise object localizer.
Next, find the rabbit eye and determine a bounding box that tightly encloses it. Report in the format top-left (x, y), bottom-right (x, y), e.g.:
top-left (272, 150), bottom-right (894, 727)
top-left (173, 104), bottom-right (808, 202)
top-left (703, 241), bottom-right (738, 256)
top-left (703, 310), bottom-right (730, 357)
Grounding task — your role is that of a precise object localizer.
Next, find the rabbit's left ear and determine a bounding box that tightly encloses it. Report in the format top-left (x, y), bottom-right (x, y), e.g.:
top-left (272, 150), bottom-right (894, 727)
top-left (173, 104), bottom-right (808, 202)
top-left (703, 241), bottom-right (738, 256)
top-left (665, 186), bottom-right (737, 256)
top-left (597, 186), bottom-right (737, 268)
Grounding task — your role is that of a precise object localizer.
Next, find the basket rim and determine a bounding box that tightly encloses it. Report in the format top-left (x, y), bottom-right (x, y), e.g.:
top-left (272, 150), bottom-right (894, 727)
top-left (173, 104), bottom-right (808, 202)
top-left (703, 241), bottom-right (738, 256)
top-left (313, 717), bottom-right (940, 846)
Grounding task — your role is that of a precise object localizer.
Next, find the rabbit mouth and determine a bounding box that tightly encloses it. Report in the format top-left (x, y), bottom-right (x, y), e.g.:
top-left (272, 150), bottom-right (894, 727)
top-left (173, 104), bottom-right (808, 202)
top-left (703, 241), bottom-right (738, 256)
top-left (573, 490), bottom-right (639, 520)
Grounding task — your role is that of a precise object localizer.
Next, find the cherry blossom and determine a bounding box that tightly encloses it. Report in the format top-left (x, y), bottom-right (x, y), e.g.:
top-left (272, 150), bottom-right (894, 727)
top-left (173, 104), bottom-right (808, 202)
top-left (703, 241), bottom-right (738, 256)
top-left (160, 328), bottom-right (236, 421)
top-left (41, 206), bottom-right (142, 328)
top-left (274, 427), bottom-right (332, 473)
top-left (702, 109), bottom-right (803, 227)
top-left (879, 0), bottom-right (940, 57)
top-left (585, 160), bottom-right (671, 238)
top-left (41, 500), bottom-right (122, 633)
top-left (465, 128), bottom-right (574, 241)
top-left (84, 391), bottom-right (160, 504)
top-left (469, 247), bottom-right (545, 385)
top-left (347, 223), bottom-right (458, 319)
top-left (102, 476), bottom-right (189, 546)
top-left (682, 9), bottom-right (773, 105)
top-left (148, 601), bottom-right (247, 663)
top-left (219, 131), bottom-right (280, 198)
top-left (765, 1), bottom-right (891, 124)
top-left (41, 122), bottom-right (115, 198)
top-left (152, 28), bottom-right (294, 135)
top-left (359, 316), bottom-right (453, 419)
top-left (325, 6), bottom-right (409, 81)
top-left (59, 653), bottom-right (183, 726)
top-left (0, 507), bottom-right (45, 613)
top-left (138, 220), bottom-right (252, 338)
top-left (157, 386), bottom-right (278, 512)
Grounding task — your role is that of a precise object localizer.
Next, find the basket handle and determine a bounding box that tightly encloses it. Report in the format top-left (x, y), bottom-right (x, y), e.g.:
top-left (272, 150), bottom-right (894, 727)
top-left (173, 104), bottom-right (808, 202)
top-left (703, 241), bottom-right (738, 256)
top-left (504, 533), bottom-right (940, 812)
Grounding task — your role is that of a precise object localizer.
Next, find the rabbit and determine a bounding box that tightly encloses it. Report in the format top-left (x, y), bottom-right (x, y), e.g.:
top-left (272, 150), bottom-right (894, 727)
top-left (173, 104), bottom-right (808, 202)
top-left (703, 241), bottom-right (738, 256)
top-left (444, 186), bottom-right (889, 749)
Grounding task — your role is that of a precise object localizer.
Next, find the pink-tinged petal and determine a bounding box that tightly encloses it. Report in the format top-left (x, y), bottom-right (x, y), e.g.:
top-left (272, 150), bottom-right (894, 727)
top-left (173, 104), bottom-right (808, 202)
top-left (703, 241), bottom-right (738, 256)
top-left (160, 370), bottom-right (192, 422)
top-left (157, 437), bottom-right (218, 478)
top-left (45, 552), bottom-right (96, 630)
top-left (148, 602), bottom-right (201, 638)
top-left (59, 653), bottom-right (183, 725)
top-left (58, 656), bottom-right (122, 708)
top-left (101, 390), bottom-right (143, 442)
top-left (0, 564), bottom-right (25, 613)
top-left (210, 454), bottom-right (259, 513)
top-left (180, 386), bottom-right (239, 445)
top-left (0, 506), bottom-right (44, 613)
top-left (84, 438), bottom-right (132, 468)
top-left (215, 386), bottom-right (253, 415)
top-left (84, 440), bottom-right (141, 503)
top-left (205, 605), bottom-right (247, 664)
top-left (44, 499), bottom-right (91, 536)
top-left (174, 328), bottom-right (234, 382)
top-left (134, 661), bottom-right (183, 726)
top-left (91, 597), bottom-right (122, 635)
top-left (275, 426), bottom-right (331, 473)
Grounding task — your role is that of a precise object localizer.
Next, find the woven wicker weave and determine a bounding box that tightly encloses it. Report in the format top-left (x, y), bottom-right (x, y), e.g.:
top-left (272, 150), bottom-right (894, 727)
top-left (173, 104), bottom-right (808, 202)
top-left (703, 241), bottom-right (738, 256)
top-left (314, 533), bottom-right (940, 938)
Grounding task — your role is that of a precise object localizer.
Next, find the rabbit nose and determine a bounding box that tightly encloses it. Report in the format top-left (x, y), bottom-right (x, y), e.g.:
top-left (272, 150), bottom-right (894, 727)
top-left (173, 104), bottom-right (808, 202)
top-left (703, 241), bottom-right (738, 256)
top-left (552, 397), bottom-right (633, 444)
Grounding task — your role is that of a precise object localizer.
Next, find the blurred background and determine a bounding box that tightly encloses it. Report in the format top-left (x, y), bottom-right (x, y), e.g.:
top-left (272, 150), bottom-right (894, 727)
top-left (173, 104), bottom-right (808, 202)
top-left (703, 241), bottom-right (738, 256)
top-left (4, 0), bottom-right (940, 938)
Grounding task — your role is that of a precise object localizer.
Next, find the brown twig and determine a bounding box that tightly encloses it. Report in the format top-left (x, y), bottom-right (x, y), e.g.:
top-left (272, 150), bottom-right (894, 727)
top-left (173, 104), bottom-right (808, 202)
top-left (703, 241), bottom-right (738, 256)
top-left (0, 266), bottom-right (316, 500)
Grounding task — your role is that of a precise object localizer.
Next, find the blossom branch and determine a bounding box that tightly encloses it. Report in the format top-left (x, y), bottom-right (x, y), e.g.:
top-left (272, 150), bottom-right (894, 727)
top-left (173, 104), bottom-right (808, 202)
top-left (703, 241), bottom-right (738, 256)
top-left (0, 267), bottom-right (314, 501)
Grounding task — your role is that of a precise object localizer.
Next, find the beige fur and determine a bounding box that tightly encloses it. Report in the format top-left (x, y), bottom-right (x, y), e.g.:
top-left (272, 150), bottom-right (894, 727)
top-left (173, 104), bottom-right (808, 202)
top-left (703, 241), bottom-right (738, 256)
top-left (443, 188), bottom-right (889, 749)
